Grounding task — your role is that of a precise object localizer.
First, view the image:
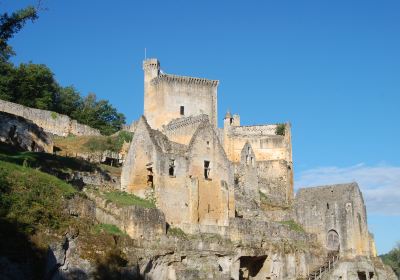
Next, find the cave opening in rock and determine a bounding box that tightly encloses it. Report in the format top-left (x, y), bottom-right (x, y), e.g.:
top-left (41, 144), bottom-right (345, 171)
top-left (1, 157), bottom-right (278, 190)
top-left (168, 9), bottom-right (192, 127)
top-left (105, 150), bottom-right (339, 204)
top-left (239, 255), bottom-right (267, 280)
top-left (357, 271), bottom-right (367, 280)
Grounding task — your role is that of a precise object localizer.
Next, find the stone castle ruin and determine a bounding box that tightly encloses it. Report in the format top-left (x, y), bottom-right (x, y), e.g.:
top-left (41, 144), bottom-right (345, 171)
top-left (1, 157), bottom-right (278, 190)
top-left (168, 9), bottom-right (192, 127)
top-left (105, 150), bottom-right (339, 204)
top-left (120, 59), bottom-right (395, 279)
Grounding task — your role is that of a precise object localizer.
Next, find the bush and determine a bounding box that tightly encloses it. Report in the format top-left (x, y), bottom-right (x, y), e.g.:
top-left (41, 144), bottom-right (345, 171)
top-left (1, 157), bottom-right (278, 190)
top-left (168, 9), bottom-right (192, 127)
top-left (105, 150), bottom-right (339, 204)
top-left (275, 123), bottom-right (286, 136)
top-left (167, 227), bottom-right (187, 238)
top-left (279, 220), bottom-right (305, 233)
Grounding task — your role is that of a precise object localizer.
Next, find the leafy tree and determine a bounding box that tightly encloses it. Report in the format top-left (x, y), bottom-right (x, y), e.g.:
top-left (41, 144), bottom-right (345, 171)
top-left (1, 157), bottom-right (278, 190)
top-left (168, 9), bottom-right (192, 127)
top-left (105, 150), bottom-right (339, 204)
top-left (54, 86), bottom-right (82, 115)
top-left (0, 6), bottom-right (38, 62)
top-left (10, 63), bottom-right (59, 109)
top-left (72, 93), bottom-right (126, 135)
top-left (380, 242), bottom-right (400, 278)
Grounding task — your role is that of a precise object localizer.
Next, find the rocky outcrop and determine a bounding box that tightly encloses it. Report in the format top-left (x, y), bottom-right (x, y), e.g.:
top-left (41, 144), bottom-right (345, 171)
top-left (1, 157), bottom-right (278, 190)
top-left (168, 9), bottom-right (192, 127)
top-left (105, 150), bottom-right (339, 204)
top-left (86, 190), bottom-right (166, 240)
top-left (321, 256), bottom-right (397, 280)
top-left (0, 99), bottom-right (100, 137)
top-left (0, 111), bottom-right (53, 153)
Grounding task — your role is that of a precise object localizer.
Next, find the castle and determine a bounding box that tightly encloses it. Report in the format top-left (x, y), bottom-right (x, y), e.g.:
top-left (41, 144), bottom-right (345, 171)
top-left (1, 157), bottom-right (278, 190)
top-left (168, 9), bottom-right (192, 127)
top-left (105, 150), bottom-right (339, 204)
top-left (121, 58), bottom-right (375, 259)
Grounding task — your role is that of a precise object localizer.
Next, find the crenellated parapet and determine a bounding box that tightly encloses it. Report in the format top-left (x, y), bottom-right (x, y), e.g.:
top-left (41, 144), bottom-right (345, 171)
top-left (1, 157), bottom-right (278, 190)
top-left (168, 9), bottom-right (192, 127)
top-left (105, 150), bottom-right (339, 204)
top-left (163, 114), bottom-right (209, 132)
top-left (152, 73), bottom-right (219, 87)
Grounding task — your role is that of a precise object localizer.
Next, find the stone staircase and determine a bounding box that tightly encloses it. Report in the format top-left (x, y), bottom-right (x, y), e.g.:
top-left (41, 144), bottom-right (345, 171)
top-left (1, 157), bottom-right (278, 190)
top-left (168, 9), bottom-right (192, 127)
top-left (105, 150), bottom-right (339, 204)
top-left (301, 252), bottom-right (340, 280)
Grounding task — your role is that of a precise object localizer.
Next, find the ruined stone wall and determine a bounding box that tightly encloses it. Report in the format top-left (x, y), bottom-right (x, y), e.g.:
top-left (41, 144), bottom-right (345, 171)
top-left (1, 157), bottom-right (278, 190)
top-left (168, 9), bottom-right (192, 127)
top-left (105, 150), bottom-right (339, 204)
top-left (223, 122), bottom-right (292, 163)
top-left (121, 117), bottom-right (234, 229)
top-left (0, 99), bottom-right (100, 136)
top-left (295, 183), bottom-right (371, 258)
top-left (223, 121), bottom-right (294, 204)
top-left (162, 114), bottom-right (209, 145)
top-left (258, 160), bottom-right (292, 204)
top-left (187, 123), bottom-right (235, 227)
top-left (143, 59), bottom-right (218, 130)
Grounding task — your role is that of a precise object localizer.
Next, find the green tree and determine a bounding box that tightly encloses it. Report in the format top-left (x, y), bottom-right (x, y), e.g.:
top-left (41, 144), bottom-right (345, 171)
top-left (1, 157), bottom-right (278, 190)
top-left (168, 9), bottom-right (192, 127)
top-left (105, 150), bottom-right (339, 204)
top-left (72, 93), bottom-right (125, 135)
top-left (380, 242), bottom-right (400, 278)
top-left (10, 63), bottom-right (59, 110)
top-left (54, 86), bottom-right (82, 115)
top-left (0, 6), bottom-right (38, 62)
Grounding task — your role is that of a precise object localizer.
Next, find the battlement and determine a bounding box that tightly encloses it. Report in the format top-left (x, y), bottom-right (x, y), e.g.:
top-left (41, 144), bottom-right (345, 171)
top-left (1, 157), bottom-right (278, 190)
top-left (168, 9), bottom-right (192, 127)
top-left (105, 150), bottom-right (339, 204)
top-left (152, 73), bottom-right (219, 87)
top-left (164, 114), bottom-right (209, 131)
top-left (229, 124), bottom-right (278, 136)
top-left (143, 58), bottom-right (160, 71)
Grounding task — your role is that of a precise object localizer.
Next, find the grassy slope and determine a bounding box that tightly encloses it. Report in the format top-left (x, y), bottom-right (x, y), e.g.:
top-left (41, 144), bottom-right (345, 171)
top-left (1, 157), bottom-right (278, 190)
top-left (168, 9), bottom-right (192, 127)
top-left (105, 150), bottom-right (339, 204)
top-left (102, 190), bottom-right (156, 208)
top-left (0, 144), bottom-right (130, 278)
top-left (0, 142), bottom-right (121, 181)
top-left (53, 131), bottom-right (133, 155)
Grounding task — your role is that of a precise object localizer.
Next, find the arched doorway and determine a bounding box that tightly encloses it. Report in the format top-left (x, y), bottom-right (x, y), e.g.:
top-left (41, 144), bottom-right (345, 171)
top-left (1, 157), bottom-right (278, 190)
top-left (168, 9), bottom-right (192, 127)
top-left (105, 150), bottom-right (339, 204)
top-left (327, 229), bottom-right (340, 251)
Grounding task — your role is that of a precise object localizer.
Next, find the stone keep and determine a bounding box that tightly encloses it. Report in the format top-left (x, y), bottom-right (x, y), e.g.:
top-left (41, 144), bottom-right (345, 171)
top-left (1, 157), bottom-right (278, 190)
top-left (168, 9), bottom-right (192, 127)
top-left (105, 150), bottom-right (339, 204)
top-left (143, 59), bottom-right (218, 130)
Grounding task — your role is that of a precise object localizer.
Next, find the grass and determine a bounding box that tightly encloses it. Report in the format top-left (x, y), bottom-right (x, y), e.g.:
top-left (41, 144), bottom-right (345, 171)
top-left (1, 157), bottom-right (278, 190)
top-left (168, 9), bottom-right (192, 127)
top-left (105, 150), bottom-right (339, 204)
top-left (102, 190), bottom-right (156, 208)
top-left (0, 142), bottom-right (98, 173)
top-left (167, 226), bottom-right (187, 238)
top-left (279, 220), bottom-right (305, 233)
top-left (92, 223), bottom-right (126, 236)
top-left (54, 131), bottom-right (133, 154)
top-left (0, 159), bottom-right (77, 234)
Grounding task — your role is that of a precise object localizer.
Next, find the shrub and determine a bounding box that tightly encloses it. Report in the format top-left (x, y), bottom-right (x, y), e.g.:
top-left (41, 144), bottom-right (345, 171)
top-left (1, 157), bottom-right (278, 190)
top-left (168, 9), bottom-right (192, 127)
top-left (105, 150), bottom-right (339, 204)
top-left (167, 227), bottom-right (187, 238)
top-left (279, 220), bottom-right (305, 232)
top-left (275, 123), bottom-right (286, 136)
top-left (50, 111), bottom-right (58, 120)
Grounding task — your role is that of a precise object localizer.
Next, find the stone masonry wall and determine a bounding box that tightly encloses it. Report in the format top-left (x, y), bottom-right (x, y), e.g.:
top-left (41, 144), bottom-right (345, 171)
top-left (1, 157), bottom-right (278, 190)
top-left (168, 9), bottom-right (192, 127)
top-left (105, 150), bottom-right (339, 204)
top-left (0, 99), bottom-right (100, 137)
top-left (295, 183), bottom-right (371, 258)
top-left (143, 59), bottom-right (218, 130)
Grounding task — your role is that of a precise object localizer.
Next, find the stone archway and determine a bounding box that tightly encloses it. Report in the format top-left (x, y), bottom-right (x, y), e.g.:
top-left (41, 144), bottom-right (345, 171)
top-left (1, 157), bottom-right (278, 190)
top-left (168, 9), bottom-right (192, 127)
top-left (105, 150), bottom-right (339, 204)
top-left (327, 229), bottom-right (340, 251)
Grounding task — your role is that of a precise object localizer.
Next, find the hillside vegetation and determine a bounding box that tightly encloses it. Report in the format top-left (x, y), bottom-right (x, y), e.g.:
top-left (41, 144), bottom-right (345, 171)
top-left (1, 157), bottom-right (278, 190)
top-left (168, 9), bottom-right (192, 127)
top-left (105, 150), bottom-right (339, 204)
top-left (0, 145), bottom-right (132, 278)
top-left (380, 244), bottom-right (400, 278)
top-left (54, 131), bottom-right (133, 155)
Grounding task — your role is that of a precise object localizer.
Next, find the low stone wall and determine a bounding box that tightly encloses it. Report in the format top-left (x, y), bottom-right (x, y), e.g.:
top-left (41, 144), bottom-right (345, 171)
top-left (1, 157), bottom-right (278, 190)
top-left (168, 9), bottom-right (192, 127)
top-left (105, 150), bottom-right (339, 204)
top-left (86, 191), bottom-right (166, 239)
top-left (0, 111), bottom-right (53, 153)
top-left (0, 99), bottom-right (100, 136)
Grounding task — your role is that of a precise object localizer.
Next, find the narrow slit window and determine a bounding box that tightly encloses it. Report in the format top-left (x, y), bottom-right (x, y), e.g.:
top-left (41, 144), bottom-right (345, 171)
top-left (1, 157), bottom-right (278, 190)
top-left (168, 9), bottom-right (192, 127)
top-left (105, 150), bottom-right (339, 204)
top-left (169, 159), bottom-right (175, 176)
top-left (147, 167), bottom-right (153, 188)
top-left (180, 106), bottom-right (185, 116)
top-left (204, 160), bottom-right (210, 179)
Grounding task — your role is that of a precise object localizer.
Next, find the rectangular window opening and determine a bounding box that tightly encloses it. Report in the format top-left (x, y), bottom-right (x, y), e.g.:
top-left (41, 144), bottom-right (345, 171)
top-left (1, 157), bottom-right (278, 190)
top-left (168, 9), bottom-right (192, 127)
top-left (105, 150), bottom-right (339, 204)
top-left (204, 160), bottom-right (210, 179)
top-left (147, 167), bottom-right (153, 188)
top-left (180, 106), bottom-right (185, 116)
top-left (169, 159), bottom-right (175, 177)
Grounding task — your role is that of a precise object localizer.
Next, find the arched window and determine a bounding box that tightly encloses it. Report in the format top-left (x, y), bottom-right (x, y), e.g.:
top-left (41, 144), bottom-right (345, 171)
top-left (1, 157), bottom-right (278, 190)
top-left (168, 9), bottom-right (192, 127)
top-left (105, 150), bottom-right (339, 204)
top-left (327, 229), bottom-right (340, 251)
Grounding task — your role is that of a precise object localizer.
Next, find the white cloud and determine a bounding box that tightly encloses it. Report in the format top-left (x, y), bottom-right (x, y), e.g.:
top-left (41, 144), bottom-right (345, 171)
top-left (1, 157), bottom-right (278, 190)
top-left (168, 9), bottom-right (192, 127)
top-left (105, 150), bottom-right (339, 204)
top-left (295, 164), bottom-right (400, 215)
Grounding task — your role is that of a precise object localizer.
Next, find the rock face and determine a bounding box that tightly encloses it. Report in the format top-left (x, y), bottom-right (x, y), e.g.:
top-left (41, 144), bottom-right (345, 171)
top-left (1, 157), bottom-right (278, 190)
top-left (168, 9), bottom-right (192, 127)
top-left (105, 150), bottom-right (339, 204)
top-left (321, 256), bottom-right (397, 280)
top-left (0, 111), bottom-right (53, 153)
top-left (0, 99), bottom-right (100, 137)
top-left (86, 190), bottom-right (166, 240)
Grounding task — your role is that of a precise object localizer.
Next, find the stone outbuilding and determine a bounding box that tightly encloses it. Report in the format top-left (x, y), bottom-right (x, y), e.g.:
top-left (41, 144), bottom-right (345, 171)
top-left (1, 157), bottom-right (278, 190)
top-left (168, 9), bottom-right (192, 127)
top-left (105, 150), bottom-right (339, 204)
top-left (295, 183), bottom-right (373, 258)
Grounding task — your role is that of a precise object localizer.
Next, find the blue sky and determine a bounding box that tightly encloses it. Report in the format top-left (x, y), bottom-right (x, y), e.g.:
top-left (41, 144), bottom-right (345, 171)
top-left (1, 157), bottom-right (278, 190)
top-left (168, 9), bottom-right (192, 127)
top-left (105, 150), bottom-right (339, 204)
top-left (2, 0), bottom-right (399, 254)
